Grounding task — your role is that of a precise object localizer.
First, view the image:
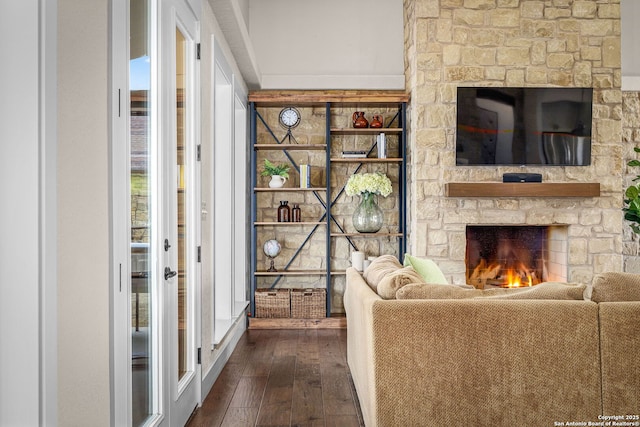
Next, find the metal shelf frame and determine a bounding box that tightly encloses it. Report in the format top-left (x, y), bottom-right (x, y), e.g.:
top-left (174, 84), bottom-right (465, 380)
top-left (250, 96), bottom-right (407, 317)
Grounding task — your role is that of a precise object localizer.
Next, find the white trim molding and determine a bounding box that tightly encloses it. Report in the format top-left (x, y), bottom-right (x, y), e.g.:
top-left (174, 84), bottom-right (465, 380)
top-left (260, 74), bottom-right (405, 90)
top-left (0, 1), bottom-right (57, 425)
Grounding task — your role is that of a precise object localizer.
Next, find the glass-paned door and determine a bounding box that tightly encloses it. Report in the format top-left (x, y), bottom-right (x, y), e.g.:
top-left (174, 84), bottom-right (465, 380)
top-left (162, 1), bottom-right (199, 424)
top-left (130, 0), bottom-right (156, 425)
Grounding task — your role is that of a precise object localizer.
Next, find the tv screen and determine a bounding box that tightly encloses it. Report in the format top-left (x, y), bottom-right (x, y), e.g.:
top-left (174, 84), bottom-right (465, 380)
top-left (456, 87), bottom-right (593, 166)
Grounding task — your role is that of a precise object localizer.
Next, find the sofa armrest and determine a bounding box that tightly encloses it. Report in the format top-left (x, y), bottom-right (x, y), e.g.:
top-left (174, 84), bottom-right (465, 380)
top-left (599, 301), bottom-right (640, 415)
top-left (344, 267), bottom-right (381, 427)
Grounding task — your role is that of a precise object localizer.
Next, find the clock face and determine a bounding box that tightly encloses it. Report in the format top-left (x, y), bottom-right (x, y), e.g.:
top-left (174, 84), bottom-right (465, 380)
top-left (279, 107), bottom-right (301, 129)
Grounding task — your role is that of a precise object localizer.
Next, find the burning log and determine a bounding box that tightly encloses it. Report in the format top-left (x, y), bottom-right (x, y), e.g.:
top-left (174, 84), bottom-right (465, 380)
top-left (469, 260), bottom-right (501, 289)
top-left (469, 260), bottom-right (541, 289)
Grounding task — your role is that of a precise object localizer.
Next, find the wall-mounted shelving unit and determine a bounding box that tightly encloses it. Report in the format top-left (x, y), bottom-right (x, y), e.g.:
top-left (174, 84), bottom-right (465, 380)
top-left (249, 90), bottom-right (408, 319)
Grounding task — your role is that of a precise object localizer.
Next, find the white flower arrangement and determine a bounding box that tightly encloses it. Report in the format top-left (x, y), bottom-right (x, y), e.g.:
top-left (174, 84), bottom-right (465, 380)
top-left (345, 172), bottom-right (393, 197)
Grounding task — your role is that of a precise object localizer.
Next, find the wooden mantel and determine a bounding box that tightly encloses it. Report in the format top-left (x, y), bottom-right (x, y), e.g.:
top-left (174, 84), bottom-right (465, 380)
top-left (445, 182), bottom-right (600, 198)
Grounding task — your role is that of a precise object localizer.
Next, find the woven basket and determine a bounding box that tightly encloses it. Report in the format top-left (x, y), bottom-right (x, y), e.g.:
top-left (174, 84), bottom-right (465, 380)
top-left (291, 288), bottom-right (326, 318)
top-left (255, 288), bottom-right (291, 318)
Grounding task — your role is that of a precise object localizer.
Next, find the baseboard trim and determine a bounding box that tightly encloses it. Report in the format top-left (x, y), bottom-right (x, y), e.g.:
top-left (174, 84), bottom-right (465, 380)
top-left (200, 314), bottom-right (247, 401)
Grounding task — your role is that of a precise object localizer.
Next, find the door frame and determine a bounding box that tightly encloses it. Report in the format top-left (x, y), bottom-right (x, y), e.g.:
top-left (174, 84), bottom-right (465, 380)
top-left (111, 0), bottom-right (138, 424)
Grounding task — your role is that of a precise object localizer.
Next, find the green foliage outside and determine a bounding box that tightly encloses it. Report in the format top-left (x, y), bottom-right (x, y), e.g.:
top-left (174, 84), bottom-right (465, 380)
top-left (624, 147), bottom-right (640, 234)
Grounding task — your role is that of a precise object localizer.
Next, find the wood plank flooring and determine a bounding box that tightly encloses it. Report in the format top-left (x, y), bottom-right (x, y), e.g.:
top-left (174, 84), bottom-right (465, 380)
top-left (186, 329), bottom-right (364, 427)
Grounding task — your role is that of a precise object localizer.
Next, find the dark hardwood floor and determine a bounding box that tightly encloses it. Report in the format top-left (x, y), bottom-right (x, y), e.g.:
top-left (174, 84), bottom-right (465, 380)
top-left (186, 328), bottom-right (364, 427)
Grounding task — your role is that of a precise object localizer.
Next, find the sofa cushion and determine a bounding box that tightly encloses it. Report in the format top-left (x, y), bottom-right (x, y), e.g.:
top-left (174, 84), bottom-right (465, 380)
top-left (362, 254), bottom-right (402, 292)
top-left (376, 266), bottom-right (425, 299)
top-left (591, 272), bottom-right (640, 302)
top-left (396, 281), bottom-right (587, 300)
top-left (403, 254), bottom-right (448, 284)
top-left (481, 282), bottom-right (587, 300)
top-left (397, 283), bottom-right (481, 299)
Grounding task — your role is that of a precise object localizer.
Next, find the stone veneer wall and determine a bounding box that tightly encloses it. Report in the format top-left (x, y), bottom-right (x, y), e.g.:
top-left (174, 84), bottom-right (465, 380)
top-left (404, 0), bottom-right (624, 285)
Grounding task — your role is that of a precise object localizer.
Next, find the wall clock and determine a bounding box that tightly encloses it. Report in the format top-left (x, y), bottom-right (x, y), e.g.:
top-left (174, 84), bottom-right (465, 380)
top-left (279, 107), bottom-right (301, 129)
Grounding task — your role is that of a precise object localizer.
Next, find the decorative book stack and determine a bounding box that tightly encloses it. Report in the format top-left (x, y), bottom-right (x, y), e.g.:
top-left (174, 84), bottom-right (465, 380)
top-left (376, 133), bottom-right (386, 159)
top-left (341, 150), bottom-right (367, 158)
top-left (300, 164), bottom-right (310, 188)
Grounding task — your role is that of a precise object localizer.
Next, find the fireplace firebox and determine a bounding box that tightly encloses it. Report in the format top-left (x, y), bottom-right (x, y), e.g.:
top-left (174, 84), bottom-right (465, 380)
top-left (465, 225), bottom-right (568, 289)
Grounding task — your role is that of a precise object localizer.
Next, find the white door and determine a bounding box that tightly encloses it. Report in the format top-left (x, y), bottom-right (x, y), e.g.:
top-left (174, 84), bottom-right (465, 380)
top-left (161, 1), bottom-right (200, 425)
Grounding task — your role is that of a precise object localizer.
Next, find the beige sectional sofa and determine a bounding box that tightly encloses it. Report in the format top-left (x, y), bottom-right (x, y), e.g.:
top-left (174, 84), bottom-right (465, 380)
top-left (344, 265), bottom-right (640, 427)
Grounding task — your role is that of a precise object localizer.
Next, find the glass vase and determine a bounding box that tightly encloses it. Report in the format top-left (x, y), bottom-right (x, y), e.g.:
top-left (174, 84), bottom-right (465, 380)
top-left (352, 192), bottom-right (384, 233)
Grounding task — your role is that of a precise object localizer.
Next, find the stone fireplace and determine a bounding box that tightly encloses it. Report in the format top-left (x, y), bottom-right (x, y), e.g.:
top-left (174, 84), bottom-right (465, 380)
top-left (466, 225), bottom-right (568, 289)
top-left (404, 0), bottom-right (625, 286)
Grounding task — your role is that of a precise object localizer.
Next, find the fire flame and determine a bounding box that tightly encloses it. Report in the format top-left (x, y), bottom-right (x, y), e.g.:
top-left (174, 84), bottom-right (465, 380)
top-left (468, 259), bottom-right (541, 289)
top-left (505, 268), bottom-right (533, 288)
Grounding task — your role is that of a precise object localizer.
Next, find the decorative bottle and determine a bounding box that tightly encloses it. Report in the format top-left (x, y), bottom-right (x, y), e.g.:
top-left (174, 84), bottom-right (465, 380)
top-left (277, 200), bottom-right (290, 222)
top-left (370, 114), bottom-right (383, 128)
top-left (352, 111), bottom-right (369, 128)
top-left (291, 204), bottom-right (301, 222)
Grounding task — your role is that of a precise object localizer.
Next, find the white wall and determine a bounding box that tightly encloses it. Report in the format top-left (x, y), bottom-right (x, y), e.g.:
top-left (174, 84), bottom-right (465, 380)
top-left (0, 1), bottom-right (57, 425)
top-left (248, 0), bottom-right (404, 89)
top-left (622, 0), bottom-right (640, 90)
top-left (201, 0), bottom-right (249, 378)
top-left (57, 0), bottom-right (111, 424)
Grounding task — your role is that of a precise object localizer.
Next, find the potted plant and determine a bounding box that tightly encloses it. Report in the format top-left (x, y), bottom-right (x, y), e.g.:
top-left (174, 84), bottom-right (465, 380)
top-left (261, 159), bottom-right (290, 188)
top-left (624, 147), bottom-right (640, 234)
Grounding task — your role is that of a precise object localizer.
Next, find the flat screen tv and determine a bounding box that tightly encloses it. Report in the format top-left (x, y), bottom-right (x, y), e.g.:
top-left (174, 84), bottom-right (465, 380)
top-left (456, 87), bottom-right (593, 166)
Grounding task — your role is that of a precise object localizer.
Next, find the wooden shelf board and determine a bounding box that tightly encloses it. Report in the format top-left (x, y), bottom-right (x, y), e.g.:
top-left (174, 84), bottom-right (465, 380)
top-left (248, 315), bottom-right (347, 329)
top-left (331, 157), bottom-right (402, 163)
top-left (254, 221), bottom-right (326, 226)
top-left (330, 128), bottom-right (403, 134)
top-left (254, 144), bottom-right (326, 150)
top-left (255, 270), bottom-right (327, 276)
top-left (249, 90), bottom-right (409, 105)
top-left (330, 232), bottom-right (403, 237)
top-left (445, 182), bottom-right (600, 198)
top-left (254, 187), bottom-right (326, 192)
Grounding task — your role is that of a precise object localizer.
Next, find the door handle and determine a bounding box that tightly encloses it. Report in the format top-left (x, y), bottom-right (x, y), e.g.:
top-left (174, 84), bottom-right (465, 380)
top-left (164, 267), bottom-right (177, 280)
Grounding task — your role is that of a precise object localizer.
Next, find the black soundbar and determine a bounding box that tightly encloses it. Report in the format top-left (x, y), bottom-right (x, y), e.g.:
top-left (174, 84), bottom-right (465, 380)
top-left (502, 173), bottom-right (542, 183)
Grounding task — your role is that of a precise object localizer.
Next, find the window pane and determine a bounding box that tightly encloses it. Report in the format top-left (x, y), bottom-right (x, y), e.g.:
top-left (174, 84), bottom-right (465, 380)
top-left (176, 27), bottom-right (188, 380)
